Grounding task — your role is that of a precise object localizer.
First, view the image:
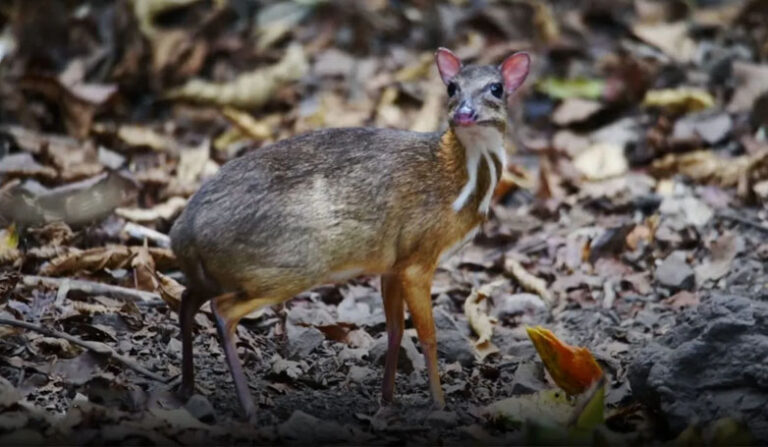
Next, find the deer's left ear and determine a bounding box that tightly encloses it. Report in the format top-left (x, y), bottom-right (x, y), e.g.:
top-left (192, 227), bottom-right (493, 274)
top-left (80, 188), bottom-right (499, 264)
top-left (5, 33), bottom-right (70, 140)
top-left (499, 52), bottom-right (531, 93)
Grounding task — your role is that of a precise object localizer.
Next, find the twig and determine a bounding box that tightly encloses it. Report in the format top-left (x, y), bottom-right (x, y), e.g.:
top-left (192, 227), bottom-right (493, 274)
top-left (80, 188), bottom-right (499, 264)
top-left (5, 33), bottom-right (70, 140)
top-left (19, 275), bottom-right (162, 304)
top-left (123, 222), bottom-right (171, 248)
top-left (716, 210), bottom-right (768, 234)
top-left (0, 317), bottom-right (167, 382)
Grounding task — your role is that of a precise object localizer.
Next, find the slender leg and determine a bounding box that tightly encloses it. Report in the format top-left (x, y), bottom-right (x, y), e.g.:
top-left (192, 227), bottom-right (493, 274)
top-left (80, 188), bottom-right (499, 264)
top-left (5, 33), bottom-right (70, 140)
top-left (400, 264), bottom-right (445, 409)
top-left (179, 289), bottom-right (208, 398)
top-left (210, 292), bottom-right (285, 419)
top-left (380, 273), bottom-right (405, 404)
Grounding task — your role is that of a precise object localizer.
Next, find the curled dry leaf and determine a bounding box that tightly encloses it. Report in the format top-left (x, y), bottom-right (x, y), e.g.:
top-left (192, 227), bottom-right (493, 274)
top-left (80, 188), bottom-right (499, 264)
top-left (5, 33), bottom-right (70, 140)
top-left (463, 283), bottom-right (501, 361)
top-left (41, 245), bottom-right (176, 276)
top-left (572, 142), bottom-right (628, 181)
top-left (116, 196), bottom-right (187, 223)
top-left (132, 244), bottom-right (159, 292)
top-left (504, 258), bottom-right (553, 306)
top-left (157, 272), bottom-right (184, 311)
top-left (727, 62), bottom-right (768, 113)
top-left (526, 326), bottom-right (603, 395)
top-left (176, 140), bottom-right (216, 185)
top-left (0, 172), bottom-right (137, 227)
top-left (642, 88), bottom-right (715, 113)
top-left (220, 107), bottom-right (273, 141)
top-left (19, 74), bottom-right (118, 138)
top-left (166, 44), bottom-right (308, 108)
top-left (0, 153), bottom-right (58, 181)
top-left (650, 150), bottom-right (754, 188)
top-left (632, 21), bottom-right (696, 63)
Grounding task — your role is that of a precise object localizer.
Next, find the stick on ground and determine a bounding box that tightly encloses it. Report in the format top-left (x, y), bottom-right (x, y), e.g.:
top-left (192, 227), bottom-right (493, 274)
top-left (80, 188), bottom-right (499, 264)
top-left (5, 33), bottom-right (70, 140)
top-left (0, 317), bottom-right (168, 382)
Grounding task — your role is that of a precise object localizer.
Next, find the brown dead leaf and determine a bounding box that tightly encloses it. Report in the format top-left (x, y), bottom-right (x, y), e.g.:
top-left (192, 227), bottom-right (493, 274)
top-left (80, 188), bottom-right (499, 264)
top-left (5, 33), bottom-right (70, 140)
top-left (132, 243), bottom-right (158, 292)
top-left (0, 153), bottom-right (58, 180)
top-left (651, 150), bottom-right (753, 187)
top-left (662, 291), bottom-right (699, 310)
top-left (157, 272), bottom-right (184, 311)
top-left (116, 197), bottom-right (187, 225)
top-left (41, 245), bottom-right (176, 276)
top-left (19, 74), bottom-right (117, 138)
top-left (220, 107), bottom-right (273, 141)
top-left (166, 44), bottom-right (308, 108)
top-left (463, 282), bottom-right (502, 361)
top-left (632, 21), bottom-right (696, 63)
top-left (504, 257), bottom-right (553, 306)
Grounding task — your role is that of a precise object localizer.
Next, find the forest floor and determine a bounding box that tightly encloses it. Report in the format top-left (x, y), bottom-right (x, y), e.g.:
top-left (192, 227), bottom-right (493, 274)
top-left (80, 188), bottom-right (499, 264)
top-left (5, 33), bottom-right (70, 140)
top-left (1, 0), bottom-right (768, 444)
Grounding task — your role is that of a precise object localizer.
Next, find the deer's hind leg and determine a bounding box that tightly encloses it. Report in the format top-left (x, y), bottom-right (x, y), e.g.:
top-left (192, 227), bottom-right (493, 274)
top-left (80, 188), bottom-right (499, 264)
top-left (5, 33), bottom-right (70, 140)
top-left (210, 291), bottom-right (289, 419)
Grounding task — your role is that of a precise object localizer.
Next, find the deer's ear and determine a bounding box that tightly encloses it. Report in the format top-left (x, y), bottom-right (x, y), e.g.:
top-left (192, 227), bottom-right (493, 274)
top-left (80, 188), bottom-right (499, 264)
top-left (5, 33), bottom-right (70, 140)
top-left (499, 52), bottom-right (531, 93)
top-left (435, 47), bottom-right (462, 84)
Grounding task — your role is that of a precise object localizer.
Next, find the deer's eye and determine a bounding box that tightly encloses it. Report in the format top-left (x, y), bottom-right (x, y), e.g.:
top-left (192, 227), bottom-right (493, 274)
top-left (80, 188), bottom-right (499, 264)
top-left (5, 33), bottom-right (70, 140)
top-left (490, 83), bottom-right (503, 98)
top-left (447, 82), bottom-right (458, 97)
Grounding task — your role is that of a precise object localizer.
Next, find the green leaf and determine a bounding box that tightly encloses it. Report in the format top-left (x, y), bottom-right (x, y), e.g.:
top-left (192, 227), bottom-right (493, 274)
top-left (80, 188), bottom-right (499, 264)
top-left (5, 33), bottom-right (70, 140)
top-left (574, 383), bottom-right (605, 431)
top-left (536, 77), bottom-right (605, 100)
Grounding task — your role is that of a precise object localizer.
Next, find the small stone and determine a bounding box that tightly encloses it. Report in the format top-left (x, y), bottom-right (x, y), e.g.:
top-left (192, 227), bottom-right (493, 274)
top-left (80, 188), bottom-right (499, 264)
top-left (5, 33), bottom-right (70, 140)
top-left (184, 394), bottom-right (215, 423)
top-left (655, 251), bottom-right (695, 290)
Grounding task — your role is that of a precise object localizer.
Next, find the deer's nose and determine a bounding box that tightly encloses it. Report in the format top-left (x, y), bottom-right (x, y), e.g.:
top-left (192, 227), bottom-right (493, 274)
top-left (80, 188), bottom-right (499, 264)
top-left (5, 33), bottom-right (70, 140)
top-left (453, 101), bottom-right (477, 126)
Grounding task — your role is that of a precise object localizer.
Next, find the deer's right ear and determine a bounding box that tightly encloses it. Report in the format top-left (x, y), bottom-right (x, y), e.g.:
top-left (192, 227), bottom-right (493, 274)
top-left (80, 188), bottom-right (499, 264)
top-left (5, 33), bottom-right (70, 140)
top-left (435, 47), bottom-right (462, 84)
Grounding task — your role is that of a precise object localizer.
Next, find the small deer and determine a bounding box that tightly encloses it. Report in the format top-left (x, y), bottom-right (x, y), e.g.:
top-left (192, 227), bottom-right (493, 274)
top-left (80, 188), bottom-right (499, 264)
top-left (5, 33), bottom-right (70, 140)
top-left (170, 47), bottom-right (531, 418)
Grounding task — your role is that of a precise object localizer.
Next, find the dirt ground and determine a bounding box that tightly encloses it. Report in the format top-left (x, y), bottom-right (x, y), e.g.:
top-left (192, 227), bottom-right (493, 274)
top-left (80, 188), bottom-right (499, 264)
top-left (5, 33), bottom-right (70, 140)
top-left (2, 0), bottom-right (768, 445)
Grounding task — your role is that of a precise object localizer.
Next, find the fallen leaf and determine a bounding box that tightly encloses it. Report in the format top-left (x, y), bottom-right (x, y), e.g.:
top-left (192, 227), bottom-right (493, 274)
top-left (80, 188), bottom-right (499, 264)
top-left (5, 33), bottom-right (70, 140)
top-left (727, 62), bottom-right (768, 113)
top-left (156, 272), bottom-right (184, 311)
top-left (505, 258), bottom-right (553, 306)
top-left (526, 326), bottom-right (603, 395)
top-left (643, 88), bottom-right (715, 113)
top-left (0, 153), bottom-right (58, 180)
top-left (536, 77), bottom-right (605, 100)
top-left (19, 74), bottom-right (118, 138)
top-left (220, 107), bottom-right (273, 141)
top-left (632, 21), bottom-right (696, 63)
top-left (132, 243), bottom-right (158, 292)
top-left (176, 141), bottom-right (216, 185)
top-left (463, 283), bottom-right (500, 361)
top-left (484, 389), bottom-right (573, 429)
top-left (0, 172), bottom-right (137, 227)
top-left (694, 232), bottom-right (743, 283)
top-left (662, 291), bottom-right (699, 310)
top-left (116, 196), bottom-right (187, 223)
top-left (41, 245), bottom-right (175, 276)
top-left (573, 142), bottom-right (628, 181)
top-left (166, 44), bottom-right (308, 108)
top-left (552, 98), bottom-right (603, 126)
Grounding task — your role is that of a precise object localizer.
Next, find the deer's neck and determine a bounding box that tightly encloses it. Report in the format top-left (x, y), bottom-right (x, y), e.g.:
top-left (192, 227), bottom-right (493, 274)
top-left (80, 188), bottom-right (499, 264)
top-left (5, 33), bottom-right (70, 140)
top-left (443, 125), bottom-right (506, 215)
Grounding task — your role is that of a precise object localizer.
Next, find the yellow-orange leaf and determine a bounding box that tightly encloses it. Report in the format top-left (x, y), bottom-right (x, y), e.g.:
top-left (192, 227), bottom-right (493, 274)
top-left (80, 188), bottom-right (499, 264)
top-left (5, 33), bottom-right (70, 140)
top-left (526, 326), bottom-right (603, 395)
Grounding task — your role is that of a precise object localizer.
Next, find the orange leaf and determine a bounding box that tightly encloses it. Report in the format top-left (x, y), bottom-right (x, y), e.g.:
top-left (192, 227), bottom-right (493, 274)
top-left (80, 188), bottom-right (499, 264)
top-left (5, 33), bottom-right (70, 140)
top-left (526, 326), bottom-right (603, 395)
